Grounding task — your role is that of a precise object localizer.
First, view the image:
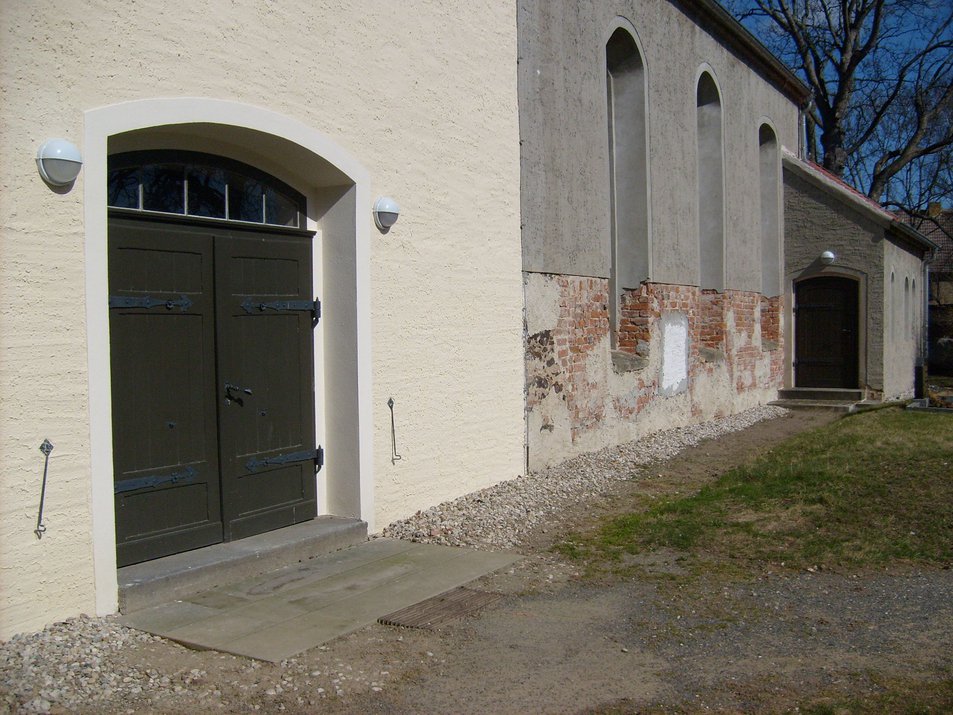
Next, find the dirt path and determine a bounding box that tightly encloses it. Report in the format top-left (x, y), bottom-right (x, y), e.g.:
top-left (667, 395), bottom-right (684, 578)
top-left (6, 409), bottom-right (953, 714)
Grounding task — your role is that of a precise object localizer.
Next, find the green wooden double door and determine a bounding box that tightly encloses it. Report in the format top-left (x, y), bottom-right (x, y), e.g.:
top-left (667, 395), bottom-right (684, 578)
top-left (109, 216), bottom-right (319, 567)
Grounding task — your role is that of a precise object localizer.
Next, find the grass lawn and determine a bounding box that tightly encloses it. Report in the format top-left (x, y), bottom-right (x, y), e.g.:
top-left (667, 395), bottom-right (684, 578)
top-left (561, 406), bottom-right (953, 713)
top-left (558, 407), bottom-right (953, 572)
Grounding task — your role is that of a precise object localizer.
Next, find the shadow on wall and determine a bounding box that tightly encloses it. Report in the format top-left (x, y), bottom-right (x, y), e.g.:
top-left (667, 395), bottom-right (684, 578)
top-left (929, 305), bottom-right (953, 374)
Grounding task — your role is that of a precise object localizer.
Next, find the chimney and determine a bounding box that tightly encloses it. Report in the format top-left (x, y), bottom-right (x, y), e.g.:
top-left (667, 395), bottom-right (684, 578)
top-left (928, 202), bottom-right (942, 218)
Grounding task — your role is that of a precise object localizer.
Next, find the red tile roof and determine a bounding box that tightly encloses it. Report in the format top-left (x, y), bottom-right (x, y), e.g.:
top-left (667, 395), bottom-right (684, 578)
top-left (899, 209), bottom-right (953, 271)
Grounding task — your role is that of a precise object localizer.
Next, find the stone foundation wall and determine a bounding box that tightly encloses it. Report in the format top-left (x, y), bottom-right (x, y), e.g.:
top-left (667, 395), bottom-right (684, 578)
top-left (525, 274), bottom-right (784, 468)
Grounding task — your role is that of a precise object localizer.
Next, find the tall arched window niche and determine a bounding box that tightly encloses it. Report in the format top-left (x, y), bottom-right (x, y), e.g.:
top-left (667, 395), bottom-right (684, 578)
top-left (696, 71), bottom-right (725, 292)
top-left (606, 26), bottom-right (650, 345)
top-left (758, 123), bottom-right (781, 296)
top-left (904, 276), bottom-right (911, 340)
top-left (890, 271), bottom-right (896, 341)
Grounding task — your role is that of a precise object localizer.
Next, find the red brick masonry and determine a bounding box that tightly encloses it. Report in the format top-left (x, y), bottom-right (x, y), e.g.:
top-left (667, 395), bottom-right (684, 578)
top-left (526, 277), bottom-right (784, 443)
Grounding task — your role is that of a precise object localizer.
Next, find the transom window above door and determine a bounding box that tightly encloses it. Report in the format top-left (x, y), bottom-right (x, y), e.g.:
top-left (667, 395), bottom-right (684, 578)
top-left (108, 151), bottom-right (305, 229)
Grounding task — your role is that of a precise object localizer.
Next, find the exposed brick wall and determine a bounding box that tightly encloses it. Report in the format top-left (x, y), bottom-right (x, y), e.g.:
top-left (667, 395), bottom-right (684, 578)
top-left (699, 289), bottom-right (726, 350)
top-left (526, 276), bottom-right (610, 440)
top-left (724, 290), bottom-right (760, 392)
top-left (526, 275), bottom-right (785, 449)
top-left (761, 295), bottom-right (781, 343)
top-left (559, 277), bottom-right (610, 438)
top-left (619, 283), bottom-right (701, 356)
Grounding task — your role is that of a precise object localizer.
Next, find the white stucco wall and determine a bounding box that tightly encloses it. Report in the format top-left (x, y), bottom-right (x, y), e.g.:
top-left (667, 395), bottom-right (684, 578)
top-left (0, 1), bottom-right (523, 638)
top-left (883, 242), bottom-right (924, 399)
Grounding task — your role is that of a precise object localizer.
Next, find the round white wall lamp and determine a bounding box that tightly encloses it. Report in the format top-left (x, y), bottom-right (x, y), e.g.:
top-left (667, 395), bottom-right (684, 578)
top-left (373, 196), bottom-right (400, 232)
top-left (819, 250), bottom-right (836, 265)
top-left (36, 139), bottom-right (84, 186)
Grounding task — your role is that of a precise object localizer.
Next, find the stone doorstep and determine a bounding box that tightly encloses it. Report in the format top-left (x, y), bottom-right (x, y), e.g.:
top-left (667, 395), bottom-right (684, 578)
top-left (769, 398), bottom-right (858, 412)
top-left (772, 387), bottom-right (871, 413)
top-left (777, 388), bottom-right (865, 402)
top-left (118, 516), bottom-right (368, 614)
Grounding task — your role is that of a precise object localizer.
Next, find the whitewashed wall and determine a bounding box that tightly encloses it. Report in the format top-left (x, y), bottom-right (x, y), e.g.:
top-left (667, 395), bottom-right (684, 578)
top-left (0, 0), bottom-right (524, 638)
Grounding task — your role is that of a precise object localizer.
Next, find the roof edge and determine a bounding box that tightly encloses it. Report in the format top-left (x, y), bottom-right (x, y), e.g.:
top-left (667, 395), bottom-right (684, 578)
top-left (782, 149), bottom-right (937, 255)
top-left (671, 0), bottom-right (811, 106)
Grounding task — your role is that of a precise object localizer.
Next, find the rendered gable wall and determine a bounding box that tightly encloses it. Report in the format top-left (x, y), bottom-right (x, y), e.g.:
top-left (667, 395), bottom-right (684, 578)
top-left (518, 0), bottom-right (802, 467)
top-left (782, 157), bottom-right (929, 400)
top-left (0, 1), bottom-right (523, 639)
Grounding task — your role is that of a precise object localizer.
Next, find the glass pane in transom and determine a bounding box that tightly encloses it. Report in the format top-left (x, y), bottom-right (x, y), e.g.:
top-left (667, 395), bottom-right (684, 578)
top-left (108, 167), bottom-right (140, 209)
top-left (265, 187), bottom-right (299, 227)
top-left (187, 166), bottom-right (226, 219)
top-left (229, 175), bottom-right (264, 223)
top-left (142, 165), bottom-right (185, 214)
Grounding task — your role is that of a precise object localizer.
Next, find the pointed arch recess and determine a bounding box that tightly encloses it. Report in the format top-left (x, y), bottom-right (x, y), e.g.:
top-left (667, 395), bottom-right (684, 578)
top-left (696, 69), bottom-right (725, 292)
top-left (758, 122), bottom-right (781, 296)
top-left (605, 20), bottom-right (650, 345)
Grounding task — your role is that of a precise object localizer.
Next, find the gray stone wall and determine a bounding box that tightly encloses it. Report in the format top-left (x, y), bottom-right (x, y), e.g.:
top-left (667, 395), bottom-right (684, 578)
top-left (782, 168), bottom-right (885, 391)
top-left (518, 0), bottom-right (800, 290)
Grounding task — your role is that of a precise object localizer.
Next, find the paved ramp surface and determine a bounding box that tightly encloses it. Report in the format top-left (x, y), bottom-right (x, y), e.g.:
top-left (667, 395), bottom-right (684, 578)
top-left (119, 538), bottom-right (518, 662)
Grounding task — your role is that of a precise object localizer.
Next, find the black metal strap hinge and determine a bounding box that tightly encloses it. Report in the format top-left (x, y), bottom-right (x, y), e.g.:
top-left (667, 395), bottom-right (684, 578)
top-left (245, 446), bottom-right (324, 474)
top-left (109, 295), bottom-right (193, 311)
top-left (241, 297), bottom-right (321, 322)
top-left (115, 465), bottom-right (198, 495)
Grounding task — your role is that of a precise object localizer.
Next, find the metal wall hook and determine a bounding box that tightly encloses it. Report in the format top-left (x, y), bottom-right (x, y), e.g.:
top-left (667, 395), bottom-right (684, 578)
top-left (35, 439), bottom-right (54, 539)
top-left (387, 397), bottom-right (403, 465)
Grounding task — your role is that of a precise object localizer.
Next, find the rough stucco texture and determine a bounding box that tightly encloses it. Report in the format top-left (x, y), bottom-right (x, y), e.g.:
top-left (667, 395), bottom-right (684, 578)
top-left (524, 274), bottom-right (784, 468)
top-left (518, 0), bottom-right (800, 289)
top-left (0, 1), bottom-right (523, 638)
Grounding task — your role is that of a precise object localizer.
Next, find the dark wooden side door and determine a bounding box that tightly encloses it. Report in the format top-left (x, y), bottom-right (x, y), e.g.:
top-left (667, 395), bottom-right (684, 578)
top-left (109, 220), bottom-right (224, 566)
top-left (109, 217), bottom-right (317, 567)
top-left (795, 276), bottom-right (859, 388)
top-left (215, 232), bottom-right (317, 541)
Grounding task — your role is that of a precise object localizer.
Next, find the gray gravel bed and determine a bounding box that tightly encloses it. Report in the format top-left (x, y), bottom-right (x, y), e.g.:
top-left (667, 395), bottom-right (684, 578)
top-left (0, 615), bottom-right (162, 713)
top-left (382, 405), bottom-right (789, 549)
top-left (0, 405), bottom-right (786, 713)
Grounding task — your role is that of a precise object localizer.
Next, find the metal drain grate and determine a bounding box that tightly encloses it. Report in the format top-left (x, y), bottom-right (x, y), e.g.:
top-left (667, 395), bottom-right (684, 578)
top-left (378, 587), bottom-right (503, 629)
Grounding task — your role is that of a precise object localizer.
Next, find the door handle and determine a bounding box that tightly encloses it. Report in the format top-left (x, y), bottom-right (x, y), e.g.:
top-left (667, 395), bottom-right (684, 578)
top-left (224, 382), bottom-right (252, 406)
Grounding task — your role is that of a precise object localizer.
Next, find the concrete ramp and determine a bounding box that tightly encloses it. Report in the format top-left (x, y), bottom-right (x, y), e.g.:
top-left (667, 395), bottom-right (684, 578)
top-left (119, 539), bottom-right (518, 662)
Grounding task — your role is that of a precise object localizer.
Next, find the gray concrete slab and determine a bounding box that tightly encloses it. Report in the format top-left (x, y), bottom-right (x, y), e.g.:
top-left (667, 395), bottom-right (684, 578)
top-left (118, 516), bottom-right (368, 613)
top-left (119, 539), bottom-right (518, 662)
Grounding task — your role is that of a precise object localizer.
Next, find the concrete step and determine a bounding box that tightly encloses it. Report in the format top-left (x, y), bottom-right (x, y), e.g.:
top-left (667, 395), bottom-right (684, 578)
top-left (118, 516), bottom-right (368, 614)
top-left (769, 398), bottom-right (857, 412)
top-left (778, 388), bottom-right (864, 402)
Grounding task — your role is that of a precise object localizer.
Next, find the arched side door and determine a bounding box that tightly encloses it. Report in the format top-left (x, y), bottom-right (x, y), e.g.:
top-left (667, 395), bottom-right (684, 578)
top-left (107, 152), bottom-right (319, 567)
top-left (794, 276), bottom-right (859, 389)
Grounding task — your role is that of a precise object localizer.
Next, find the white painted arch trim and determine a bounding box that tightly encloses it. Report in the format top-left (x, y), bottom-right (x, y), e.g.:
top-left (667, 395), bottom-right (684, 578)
top-left (83, 98), bottom-right (374, 616)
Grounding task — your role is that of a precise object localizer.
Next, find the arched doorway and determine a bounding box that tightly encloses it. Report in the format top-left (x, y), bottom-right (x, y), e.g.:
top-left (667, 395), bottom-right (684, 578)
top-left (794, 276), bottom-right (859, 388)
top-left (107, 151), bottom-right (319, 566)
top-left (84, 99), bottom-right (374, 614)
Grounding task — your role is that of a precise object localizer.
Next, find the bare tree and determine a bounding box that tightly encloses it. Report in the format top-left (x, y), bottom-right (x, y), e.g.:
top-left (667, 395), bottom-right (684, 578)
top-left (729, 0), bottom-right (953, 207)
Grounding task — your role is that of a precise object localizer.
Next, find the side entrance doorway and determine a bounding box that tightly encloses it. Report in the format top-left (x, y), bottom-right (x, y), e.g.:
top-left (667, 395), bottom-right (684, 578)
top-left (107, 152), bottom-right (321, 567)
top-left (794, 276), bottom-right (860, 389)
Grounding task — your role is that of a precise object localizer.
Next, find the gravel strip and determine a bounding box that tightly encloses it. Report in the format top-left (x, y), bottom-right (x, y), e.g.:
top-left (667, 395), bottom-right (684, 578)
top-left (0, 615), bottom-right (163, 713)
top-left (382, 405), bottom-right (789, 549)
top-left (0, 405), bottom-right (786, 713)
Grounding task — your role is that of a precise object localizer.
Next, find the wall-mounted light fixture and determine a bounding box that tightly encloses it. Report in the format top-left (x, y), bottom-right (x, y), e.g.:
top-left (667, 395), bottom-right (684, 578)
top-left (373, 196), bottom-right (400, 232)
top-left (36, 139), bottom-right (83, 186)
top-left (819, 250), bottom-right (836, 265)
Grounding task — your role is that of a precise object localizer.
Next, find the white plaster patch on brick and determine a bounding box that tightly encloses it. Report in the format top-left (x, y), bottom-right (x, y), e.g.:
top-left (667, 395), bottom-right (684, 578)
top-left (524, 273), bottom-right (562, 334)
top-left (660, 312), bottom-right (689, 396)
